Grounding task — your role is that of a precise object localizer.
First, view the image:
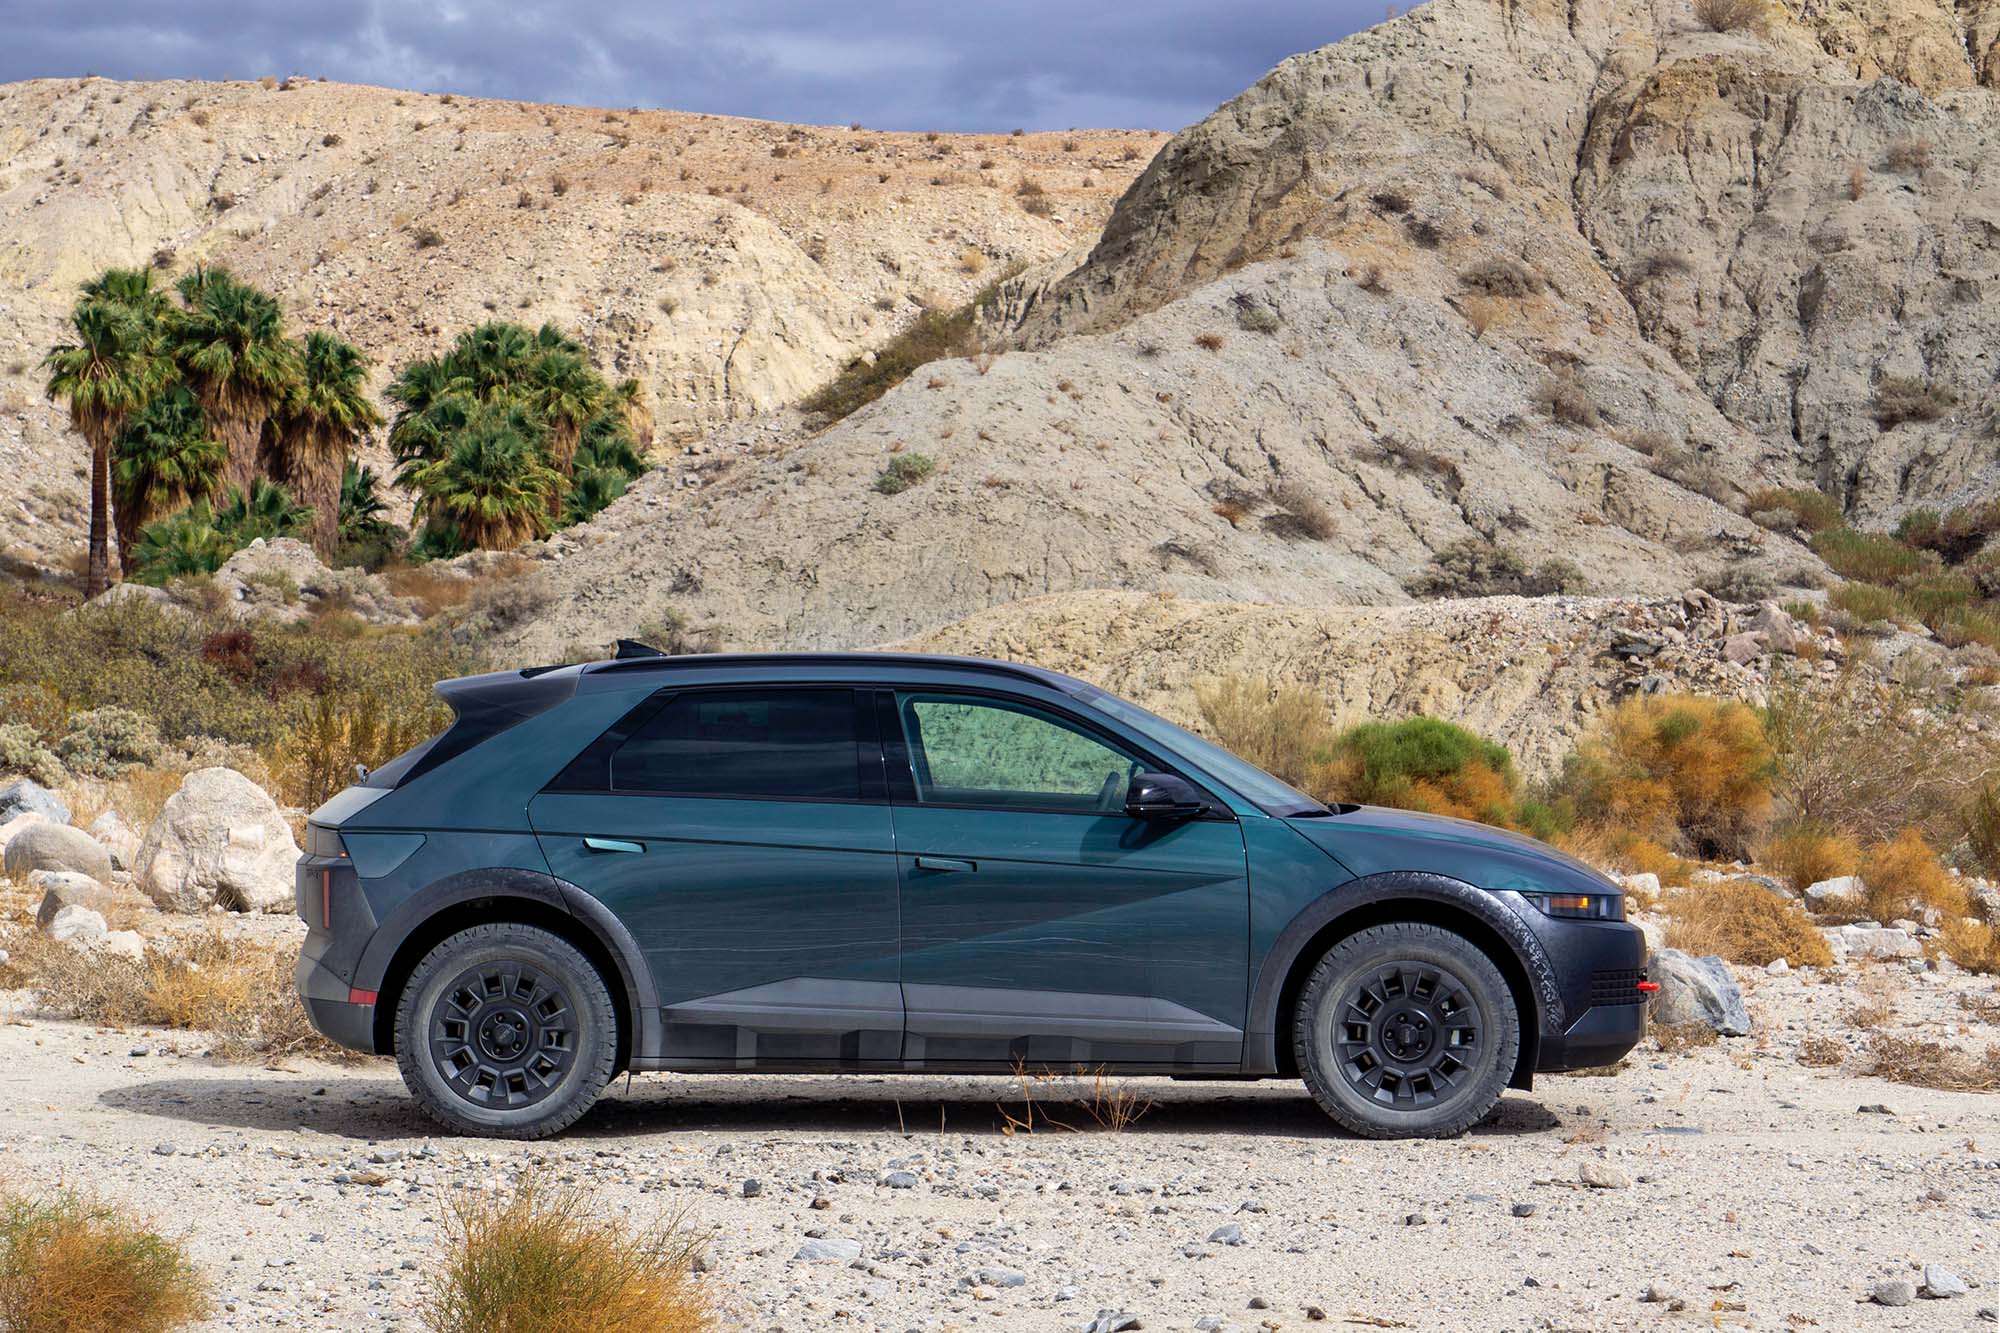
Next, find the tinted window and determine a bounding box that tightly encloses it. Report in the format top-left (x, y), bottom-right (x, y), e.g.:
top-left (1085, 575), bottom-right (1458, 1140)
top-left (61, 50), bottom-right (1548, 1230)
top-left (897, 693), bottom-right (1141, 811)
top-left (611, 689), bottom-right (858, 800)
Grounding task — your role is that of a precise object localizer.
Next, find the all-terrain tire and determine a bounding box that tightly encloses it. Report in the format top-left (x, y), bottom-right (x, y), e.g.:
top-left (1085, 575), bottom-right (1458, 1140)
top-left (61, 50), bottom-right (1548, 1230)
top-left (1293, 921), bottom-right (1520, 1139)
top-left (394, 922), bottom-right (618, 1139)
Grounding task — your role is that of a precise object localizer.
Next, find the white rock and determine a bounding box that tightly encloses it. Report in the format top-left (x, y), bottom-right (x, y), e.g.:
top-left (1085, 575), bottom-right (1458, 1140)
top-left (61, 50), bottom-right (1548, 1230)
top-left (3, 821), bottom-right (114, 883)
top-left (1835, 925), bottom-right (1921, 960)
top-left (1804, 875), bottom-right (1865, 908)
top-left (99, 930), bottom-right (146, 962)
top-left (1765, 957), bottom-right (1789, 974)
top-left (1618, 872), bottom-right (1661, 895)
top-left (1647, 949), bottom-right (1750, 1035)
top-left (88, 810), bottom-right (141, 872)
top-left (30, 869), bottom-right (113, 927)
top-left (45, 903), bottom-right (108, 948)
top-left (135, 768), bottom-right (300, 914)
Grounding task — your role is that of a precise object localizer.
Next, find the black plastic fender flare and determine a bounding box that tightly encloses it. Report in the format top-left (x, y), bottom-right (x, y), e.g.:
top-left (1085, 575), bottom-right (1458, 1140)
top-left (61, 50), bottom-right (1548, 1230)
top-left (356, 867), bottom-right (660, 1057)
top-left (1240, 871), bottom-right (1564, 1075)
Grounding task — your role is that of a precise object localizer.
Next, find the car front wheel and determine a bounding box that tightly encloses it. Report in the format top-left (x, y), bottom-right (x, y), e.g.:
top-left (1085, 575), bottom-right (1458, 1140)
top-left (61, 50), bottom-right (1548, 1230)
top-left (394, 922), bottom-right (618, 1139)
top-left (1293, 921), bottom-right (1519, 1139)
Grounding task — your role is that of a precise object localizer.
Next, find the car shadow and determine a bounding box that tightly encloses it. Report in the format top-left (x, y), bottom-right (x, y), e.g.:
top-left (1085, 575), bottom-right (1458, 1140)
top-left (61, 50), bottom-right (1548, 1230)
top-left (99, 1071), bottom-right (1562, 1142)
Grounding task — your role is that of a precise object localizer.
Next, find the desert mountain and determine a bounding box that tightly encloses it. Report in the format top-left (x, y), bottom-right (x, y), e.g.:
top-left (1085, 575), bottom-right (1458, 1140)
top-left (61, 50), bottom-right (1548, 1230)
top-left (502, 0), bottom-right (1998, 658)
top-left (0, 75), bottom-right (1158, 567)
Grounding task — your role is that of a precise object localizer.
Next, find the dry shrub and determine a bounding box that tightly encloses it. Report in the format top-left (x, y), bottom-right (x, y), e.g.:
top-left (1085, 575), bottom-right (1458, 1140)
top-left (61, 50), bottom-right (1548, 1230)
top-left (1559, 694), bottom-right (1773, 859)
top-left (1661, 880), bottom-right (1833, 967)
top-left (9, 930), bottom-right (352, 1061)
top-left (1534, 371), bottom-right (1600, 428)
top-left (1856, 828), bottom-right (1968, 922)
top-left (1940, 919), bottom-right (2000, 974)
top-left (1743, 486), bottom-right (1843, 534)
top-left (1865, 1034), bottom-right (2000, 1092)
top-left (1193, 678), bottom-right (1340, 796)
top-left (1193, 332), bottom-right (1225, 352)
top-left (267, 688), bottom-right (441, 810)
top-left (1459, 257), bottom-right (1541, 298)
top-left (1654, 1021), bottom-right (1720, 1054)
top-left (0, 1187), bottom-right (208, 1333)
top-left (421, 1177), bottom-right (709, 1333)
top-left (1759, 825), bottom-right (1860, 892)
top-left (1261, 481), bottom-right (1336, 541)
top-left (1798, 1035), bottom-right (1845, 1067)
top-left (1871, 377), bottom-right (1956, 428)
top-left (1080, 1071), bottom-right (1154, 1131)
top-left (1556, 830), bottom-right (1691, 889)
top-left (1691, 0), bottom-right (1766, 31)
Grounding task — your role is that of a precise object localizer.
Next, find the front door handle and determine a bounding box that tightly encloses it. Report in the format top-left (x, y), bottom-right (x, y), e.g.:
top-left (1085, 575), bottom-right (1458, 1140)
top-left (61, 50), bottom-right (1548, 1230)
top-left (583, 836), bottom-right (645, 855)
top-left (913, 855), bottom-right (977, 873)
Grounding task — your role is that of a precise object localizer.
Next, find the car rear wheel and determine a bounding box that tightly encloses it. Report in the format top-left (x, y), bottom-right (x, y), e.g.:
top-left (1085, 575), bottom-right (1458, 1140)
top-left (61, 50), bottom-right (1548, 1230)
top-left (394, 922), bottom-right (618, 1139)
top-left (1293, 921), bottom-right (1519, 1139)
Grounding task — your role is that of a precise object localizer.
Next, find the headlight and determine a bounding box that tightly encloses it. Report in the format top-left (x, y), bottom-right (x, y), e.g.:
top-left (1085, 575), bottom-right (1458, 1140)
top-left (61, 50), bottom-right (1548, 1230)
top-left (1522, 891), bottom-right (1624, 921)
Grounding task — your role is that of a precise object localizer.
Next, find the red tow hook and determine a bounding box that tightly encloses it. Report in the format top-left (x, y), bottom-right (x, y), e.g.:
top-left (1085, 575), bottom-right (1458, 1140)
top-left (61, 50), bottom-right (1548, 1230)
top-left (1635, 980), bottom-right (1660, 993)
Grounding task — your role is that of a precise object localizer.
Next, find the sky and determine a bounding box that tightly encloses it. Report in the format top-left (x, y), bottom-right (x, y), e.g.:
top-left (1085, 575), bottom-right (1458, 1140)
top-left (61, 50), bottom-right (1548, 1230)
top-left (4, 2), bottom-right (1385, 133)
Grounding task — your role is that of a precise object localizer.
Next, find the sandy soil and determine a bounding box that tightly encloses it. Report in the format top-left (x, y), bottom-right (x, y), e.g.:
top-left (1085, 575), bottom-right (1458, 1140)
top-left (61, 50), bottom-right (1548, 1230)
top-left (1, 960), bottom-right (1995, 1332)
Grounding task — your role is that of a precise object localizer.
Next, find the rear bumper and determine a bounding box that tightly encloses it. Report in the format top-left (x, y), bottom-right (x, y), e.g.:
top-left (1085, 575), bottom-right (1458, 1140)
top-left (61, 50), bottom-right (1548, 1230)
top-left (296, 948), bottom-right (379, 1053)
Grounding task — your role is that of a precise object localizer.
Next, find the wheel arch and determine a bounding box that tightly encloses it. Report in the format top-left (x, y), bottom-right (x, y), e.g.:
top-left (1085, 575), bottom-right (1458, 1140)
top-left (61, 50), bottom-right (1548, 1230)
top-left (1244, 872), bottom-right (1563, 1090)
top-left (362, 868), bottom-right (659, 1072)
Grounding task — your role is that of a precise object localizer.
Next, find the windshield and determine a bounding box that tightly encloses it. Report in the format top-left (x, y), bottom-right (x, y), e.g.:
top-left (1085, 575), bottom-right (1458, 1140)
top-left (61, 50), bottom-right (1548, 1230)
top-left (1078, 688), bottom-right (1329, 817)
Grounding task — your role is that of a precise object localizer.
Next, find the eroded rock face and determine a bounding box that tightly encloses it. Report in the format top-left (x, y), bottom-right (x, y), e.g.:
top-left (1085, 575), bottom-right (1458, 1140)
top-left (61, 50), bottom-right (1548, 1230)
top-left (210, 538), bottom-right (420, 626)
top-left (135, 768), bottom-right (300, 914)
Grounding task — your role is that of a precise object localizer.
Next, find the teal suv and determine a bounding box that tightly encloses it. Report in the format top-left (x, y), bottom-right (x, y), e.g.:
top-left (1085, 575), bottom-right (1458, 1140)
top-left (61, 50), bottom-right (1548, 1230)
top-left (296, 648), bottom-right (1648, 1139)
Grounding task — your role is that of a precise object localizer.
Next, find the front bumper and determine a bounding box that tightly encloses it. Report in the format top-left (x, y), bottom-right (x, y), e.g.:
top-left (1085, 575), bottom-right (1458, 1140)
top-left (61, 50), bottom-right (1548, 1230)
top-left (1524, 911), bottom-right (1649, 1072)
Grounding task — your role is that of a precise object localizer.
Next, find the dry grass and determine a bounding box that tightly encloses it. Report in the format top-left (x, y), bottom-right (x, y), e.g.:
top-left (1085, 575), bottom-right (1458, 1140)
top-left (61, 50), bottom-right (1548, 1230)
top-left (1864, 1034), bottom-right (2000, 1092)
top-left (1691, 0), bottom-right (1767, 32)
top-left (1940, 918), bottom-right (2000, 974)
top-left (1261, 481), bottom-right (1337, 541)
top-left (1193, 332), bottom-right (1225, 352)
top-left (421, 1177), bottom-right (710, 1333)
top-left (1654, 1022), bottom-right (1721, 1054)
top-left (0, 1187), bottom-right (208, 1333)
top-left (2, 929), bottom-right (353, 1062)
top-left (1797, 1034), bottom-right (1846, 1067)
top-left (1661, 880), bottom-right (1833, 968)
top-left (1759, 826), bottom-right (1859, 892)
top-left (1193, 678), bottom-right (1340, 796)
top-left (381, 555), bottom-right (530, 617)
top-left (1079, 1071), bottom-right (1154, 1132)
top-left (1557, 830), bottom-right (1690, 890)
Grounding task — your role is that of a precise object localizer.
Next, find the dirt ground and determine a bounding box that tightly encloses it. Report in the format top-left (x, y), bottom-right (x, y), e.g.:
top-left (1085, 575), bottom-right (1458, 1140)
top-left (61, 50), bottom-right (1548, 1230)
top-left (2, 958), bottom-right (1995, 1332)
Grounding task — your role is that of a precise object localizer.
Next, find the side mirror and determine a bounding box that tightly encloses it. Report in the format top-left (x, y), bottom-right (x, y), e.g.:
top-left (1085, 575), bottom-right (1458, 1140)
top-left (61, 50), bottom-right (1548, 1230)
top-left (1125, 772), bottom-right (1206, 821)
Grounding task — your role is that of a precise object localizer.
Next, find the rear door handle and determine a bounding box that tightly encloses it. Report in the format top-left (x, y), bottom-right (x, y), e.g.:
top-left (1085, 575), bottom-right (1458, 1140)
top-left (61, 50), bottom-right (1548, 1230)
top-left (583, 836), bottom-right (645, 855)
top-left (913, 855), bottom-right (977, 873)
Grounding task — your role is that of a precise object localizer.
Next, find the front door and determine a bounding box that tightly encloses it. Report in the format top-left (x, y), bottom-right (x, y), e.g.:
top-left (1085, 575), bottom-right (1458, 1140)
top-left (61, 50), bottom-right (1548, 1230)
top-left (530, 686), bottom-right (903, 1066)
top-left (883, 689), bottom-right (1249, 1069)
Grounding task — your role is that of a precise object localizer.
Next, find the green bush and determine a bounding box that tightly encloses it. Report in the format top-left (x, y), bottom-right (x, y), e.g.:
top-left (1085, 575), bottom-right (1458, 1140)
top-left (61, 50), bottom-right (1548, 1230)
top-left (874, 453), bottom-right (937, 495)
top-left (802, 272), bottom-right (1016, 424)
top-left (1743, 486), bottom-right (1842, 534)
top-left (1810, 527), bottom-right (1928, 584)
top-left (1827, 580), bottom-right (1902, 626)
top-left (0, 724), bottom-right (65, 788)
top-left (55, 706), bottom-right (163, 777)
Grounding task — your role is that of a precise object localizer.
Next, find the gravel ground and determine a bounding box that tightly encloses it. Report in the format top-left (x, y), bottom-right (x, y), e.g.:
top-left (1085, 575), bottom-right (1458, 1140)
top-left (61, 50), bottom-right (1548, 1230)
top-left (2, 962), bottom-right (1996, 1332)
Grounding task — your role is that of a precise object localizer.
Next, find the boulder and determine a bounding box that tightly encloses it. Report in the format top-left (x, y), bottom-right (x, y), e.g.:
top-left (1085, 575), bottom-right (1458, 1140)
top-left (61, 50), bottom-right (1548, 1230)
top-left (213, 538), bottom-right (419, 627)
top-left (1616, 872), bottom-right (1661, 896)
top-left (0, 779), bottom-right (68, 825)
top-left (1804, 875), bottom-right (1865, 909)
top-left (30, 869), bottom-right (116, 928)
top-left (88, 810), bottom-right (140, 872)
top-left (44, 903), bottom-right (107, 948)
top-left (98, 930), bottom-right (146, 962)
top-left (1722, 632), bottom-right (1766, 665)
top-left (1647, 948), bottom-right (1750, 1036)
top-left (1834, 924), bottom-right (1922, 960)
top-left (2, 821), bottom-right (113, 884)
top-left (1747, 602), bottom-right (1804, 654)
top-left (135, 767), bottom-right (300, 913)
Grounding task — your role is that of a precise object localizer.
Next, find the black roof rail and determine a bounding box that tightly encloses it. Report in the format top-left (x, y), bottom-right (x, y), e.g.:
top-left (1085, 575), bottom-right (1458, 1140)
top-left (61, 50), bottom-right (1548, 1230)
top-left (582, 650), bottom-right (1081, 692)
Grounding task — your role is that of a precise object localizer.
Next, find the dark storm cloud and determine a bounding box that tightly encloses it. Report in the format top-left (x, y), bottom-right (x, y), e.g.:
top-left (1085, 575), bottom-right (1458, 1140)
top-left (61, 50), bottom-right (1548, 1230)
top-left (5, 1), bottom-right (1386, 131)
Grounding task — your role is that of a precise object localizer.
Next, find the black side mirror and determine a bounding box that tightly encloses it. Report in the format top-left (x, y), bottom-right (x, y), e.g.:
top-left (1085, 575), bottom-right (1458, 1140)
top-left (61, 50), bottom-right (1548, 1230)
top-left (1125, 772), bottom-right (1206, 821)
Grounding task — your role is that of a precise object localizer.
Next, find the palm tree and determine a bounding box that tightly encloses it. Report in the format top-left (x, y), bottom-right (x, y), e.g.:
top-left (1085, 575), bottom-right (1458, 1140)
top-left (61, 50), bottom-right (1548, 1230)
top-left (563, 410), bottom-right (645, 525)
top-left (400, 402), bottom-right (564, 551)
top-left (277, 331), bottom-right (383, 558)
top-left (338, 461), bottom-right (392, 542)
top-left (520, 345), bottom-right (605, 504)
top-left (216, 478), bottom-right (312, 543)
top-left (615, 377), bottom-right (655, 452)
top-left (170, 266), bottom-right (301, 497)
top-left (43, 296), bottom-right (167, 596)
top-left (110, 382), bottom-right (225, 565)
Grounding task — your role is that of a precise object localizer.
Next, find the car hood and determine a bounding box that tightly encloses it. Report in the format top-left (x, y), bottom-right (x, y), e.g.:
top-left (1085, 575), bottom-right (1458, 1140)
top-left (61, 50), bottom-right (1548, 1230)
top-left (1282, 805), bottom-right (1617, 897)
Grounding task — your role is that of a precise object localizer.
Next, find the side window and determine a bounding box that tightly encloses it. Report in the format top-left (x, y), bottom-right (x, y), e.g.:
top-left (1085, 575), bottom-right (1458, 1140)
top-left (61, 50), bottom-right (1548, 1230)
top-left (610, 689), bottom-right (859, 800)
top-left (897, 693), bottom-right (1142, 811)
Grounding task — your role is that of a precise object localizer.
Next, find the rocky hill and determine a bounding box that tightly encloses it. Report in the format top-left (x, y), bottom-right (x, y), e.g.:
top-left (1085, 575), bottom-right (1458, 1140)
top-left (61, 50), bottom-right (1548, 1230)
top-left (502, 0), bottom-right (1999, 658)
top-left (0, 75), bottom-right (1158, 567)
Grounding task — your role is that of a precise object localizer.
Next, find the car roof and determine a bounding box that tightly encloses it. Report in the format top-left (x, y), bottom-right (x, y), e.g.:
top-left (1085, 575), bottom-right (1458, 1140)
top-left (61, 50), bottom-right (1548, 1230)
top-left (577, 650), bottom-right (1095, 696)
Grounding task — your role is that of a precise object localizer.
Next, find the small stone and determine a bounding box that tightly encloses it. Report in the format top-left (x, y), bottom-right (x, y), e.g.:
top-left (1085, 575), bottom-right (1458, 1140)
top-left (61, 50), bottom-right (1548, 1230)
top-left (1195, 1319), bottom-right (1224, 1332)
top-left (809, 1195), bottom-right (830, 1210)
top-left (791, 1237), bottom-right (862, 1264)
top-left (1856, 1103), bottom-right (1897, 1116)
top-left (740, 1178), bottom-right (761, 1198)
top-left (1510, 1202), bottom-right (1538, 1218)
top-left (1403, 1212), bottom-right (1427, 1225)
top-left (1872, 1279), bottom-right (1917, 1307)
top-left (1083, 1313), bottom-right (1141, 1333)
top-left (153, 1142), bottom-right (177, 1156)
top-left (1921, 1265), bottom-right (1968, 1299)
top-left (1208, 1223), bottom-right (1246, 1246)
top-left (973, 1266), bottom-right (1026, 1288)
top-left (1641, 1282), bottom-right (1679, 1304)
top-left (129, 1045), bottom-right (150, 1057)
top-left (1579, 1161), bottom-right (1631, 1190)
top-left (1765, 957), bottom-right (1789, 974)
top-left (880, 1169), bottom-right (920, 1189)
top-left (1304, 1307), bottom-right (1327, 1322)
top-left (1247, 1295), bottom-right (1271, 1309)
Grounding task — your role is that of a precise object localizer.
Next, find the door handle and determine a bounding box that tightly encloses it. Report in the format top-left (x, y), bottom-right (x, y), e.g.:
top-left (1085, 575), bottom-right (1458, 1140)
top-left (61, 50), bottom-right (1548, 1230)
top-left (913, 855), bottom-right (977, 873)
top-left (583, 836), bottom-right (645, 855)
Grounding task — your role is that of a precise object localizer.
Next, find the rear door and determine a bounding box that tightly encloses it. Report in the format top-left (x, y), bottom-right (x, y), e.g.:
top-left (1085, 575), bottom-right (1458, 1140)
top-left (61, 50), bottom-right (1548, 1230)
top-left (529, 685), bottom-right (903, 1066)
top-left (883, 689), bottom-right (1249, 1069)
